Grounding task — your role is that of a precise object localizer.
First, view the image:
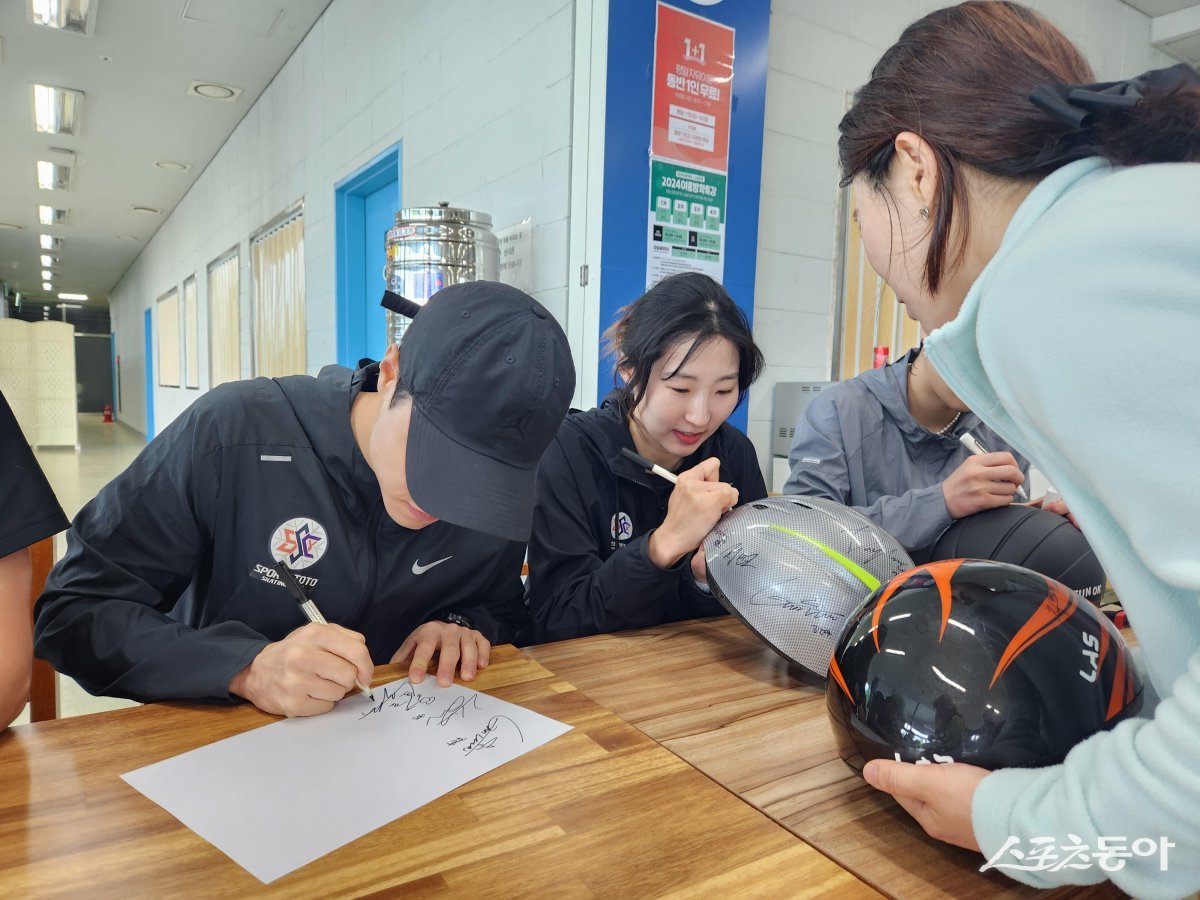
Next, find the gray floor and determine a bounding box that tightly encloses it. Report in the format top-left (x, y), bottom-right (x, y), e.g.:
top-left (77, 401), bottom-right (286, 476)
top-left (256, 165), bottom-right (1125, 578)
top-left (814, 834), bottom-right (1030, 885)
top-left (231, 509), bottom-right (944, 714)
top-left (15, 413), bottom-right (148, 725)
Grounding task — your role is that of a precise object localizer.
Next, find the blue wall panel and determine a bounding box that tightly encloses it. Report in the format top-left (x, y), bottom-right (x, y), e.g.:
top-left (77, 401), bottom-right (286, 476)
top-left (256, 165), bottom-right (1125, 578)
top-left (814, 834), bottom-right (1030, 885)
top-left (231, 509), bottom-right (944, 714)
top-left (597, 0), bottom-right (770, 433)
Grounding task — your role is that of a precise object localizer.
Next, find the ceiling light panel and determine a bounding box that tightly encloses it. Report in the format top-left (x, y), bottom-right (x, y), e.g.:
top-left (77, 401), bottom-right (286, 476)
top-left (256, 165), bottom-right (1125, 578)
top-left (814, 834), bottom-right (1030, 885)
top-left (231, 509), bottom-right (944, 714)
top-left (33, 84), bottom-right (85, 135)
top-left (30, 0), bottom-right (96, 34)
top-left (40, 254), bottom-right (55, 266)
top-left (42, 269), bottom-right (53, 279)
top-left (42, 282), bottom-right (53, 290)
top-left (40, 234), bottom-right (62, 251)
top-left (181, 0), bottom-right (284, 37)
top-left (37, 160), bottom-right (73, 190)
top-left (58, 293), bottom-right (88, 301)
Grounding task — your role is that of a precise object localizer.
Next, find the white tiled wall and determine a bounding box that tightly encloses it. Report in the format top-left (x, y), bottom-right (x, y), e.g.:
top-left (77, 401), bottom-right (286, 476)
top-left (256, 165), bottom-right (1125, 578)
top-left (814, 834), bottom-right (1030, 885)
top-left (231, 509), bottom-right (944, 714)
top-left (110, 0), bottom-right (575, 435)
top-left (749, 0), bottom-right (1178, 486)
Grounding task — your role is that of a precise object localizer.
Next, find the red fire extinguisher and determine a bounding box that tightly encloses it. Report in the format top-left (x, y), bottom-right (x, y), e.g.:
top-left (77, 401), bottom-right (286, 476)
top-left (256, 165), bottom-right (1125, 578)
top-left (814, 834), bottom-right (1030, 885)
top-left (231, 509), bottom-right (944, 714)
top-left (102, 404), bottom-right (113, 423)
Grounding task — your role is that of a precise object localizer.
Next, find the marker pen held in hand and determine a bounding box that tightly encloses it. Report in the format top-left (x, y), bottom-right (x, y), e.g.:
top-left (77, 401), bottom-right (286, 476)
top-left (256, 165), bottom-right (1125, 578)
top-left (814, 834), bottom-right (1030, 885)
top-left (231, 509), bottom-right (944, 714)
top-left (959, 432), bottom-right (1029, 502)
top-left (620, 447), bottom-right (678, 484)
top-left (620, 447), bottom-right (734, 515)
top-left (275, 561), bottom-right (374, 700)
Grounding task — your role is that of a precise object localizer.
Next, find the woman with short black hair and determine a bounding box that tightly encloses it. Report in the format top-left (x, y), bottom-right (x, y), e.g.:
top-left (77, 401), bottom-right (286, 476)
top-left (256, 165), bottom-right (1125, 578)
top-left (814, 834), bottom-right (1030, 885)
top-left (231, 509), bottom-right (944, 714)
top-left (526, 272), bottom-right (766, 643)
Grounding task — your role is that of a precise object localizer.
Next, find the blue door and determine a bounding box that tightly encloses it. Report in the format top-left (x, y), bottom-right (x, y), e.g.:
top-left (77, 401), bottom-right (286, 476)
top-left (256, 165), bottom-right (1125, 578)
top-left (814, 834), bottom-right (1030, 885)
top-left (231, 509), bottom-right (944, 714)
top-left (335, 143), bottom-right (401, 368)
top-left (361, 184), bottom-right (394, 361)
top-left (143, 307), bottom-right (155, 438)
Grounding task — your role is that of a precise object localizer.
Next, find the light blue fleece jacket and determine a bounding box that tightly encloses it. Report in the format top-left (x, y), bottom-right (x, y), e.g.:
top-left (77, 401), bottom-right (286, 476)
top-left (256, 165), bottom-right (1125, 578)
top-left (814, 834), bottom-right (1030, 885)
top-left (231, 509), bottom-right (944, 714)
top-left (926, 157), bottom-right (1200, 898)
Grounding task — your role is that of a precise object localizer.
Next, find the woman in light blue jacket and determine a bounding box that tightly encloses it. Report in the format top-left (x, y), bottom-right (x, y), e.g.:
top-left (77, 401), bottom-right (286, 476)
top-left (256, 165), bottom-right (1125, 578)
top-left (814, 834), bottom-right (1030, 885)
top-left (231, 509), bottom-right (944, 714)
top-left (836, 2), bottom-right (1200, 896)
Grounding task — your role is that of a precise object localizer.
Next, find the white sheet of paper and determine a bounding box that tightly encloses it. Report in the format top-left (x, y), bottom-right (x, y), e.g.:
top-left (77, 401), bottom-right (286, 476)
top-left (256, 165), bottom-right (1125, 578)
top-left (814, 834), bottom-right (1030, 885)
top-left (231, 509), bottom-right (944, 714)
top-left (121, 679), bottom-right (572, 883)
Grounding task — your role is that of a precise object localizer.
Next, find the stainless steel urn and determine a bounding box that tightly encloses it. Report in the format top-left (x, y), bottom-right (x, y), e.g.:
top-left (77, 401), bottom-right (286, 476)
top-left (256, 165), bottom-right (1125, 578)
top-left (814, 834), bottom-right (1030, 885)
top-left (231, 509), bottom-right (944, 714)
top-left (383, 202), bottom-right (499, 345)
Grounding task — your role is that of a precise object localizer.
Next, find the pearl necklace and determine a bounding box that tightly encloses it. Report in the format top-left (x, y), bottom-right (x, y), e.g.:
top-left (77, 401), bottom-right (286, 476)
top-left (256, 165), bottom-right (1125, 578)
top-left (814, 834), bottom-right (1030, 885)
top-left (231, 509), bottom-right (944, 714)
top-left (933, 411), bottom-right (963, 437)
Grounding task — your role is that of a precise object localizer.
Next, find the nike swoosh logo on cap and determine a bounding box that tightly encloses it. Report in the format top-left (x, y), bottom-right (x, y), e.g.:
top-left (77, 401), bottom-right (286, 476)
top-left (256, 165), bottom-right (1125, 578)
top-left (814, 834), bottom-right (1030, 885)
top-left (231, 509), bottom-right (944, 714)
top-left (412, 556), bottom-right (452, 575)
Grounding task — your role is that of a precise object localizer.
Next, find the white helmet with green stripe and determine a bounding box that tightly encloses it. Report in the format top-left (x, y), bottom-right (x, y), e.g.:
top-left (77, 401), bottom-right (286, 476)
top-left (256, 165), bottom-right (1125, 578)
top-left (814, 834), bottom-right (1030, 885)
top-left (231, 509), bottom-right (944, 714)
top-left (703, 496), bottom-right (913, 677)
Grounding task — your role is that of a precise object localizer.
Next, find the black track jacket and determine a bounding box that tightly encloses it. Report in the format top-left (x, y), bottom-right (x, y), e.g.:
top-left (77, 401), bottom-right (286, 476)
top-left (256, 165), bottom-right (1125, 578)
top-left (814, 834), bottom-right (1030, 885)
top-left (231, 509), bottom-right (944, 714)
top-left (34, 365), bottom-right (525, 703)
top-left (526, 392), bottom-right (767, 643)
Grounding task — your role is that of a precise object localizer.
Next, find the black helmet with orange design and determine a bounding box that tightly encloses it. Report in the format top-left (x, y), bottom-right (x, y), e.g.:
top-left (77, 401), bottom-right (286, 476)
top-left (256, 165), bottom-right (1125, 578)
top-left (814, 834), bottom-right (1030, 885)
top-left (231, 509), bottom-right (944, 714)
top-left (826, 559), bottom-right (1142, 772)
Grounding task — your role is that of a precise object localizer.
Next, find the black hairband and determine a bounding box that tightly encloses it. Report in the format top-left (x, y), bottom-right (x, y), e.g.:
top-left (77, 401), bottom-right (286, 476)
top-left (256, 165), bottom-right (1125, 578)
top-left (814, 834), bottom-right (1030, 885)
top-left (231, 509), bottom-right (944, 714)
top-left (1030, 62), bottom-right (1199, 130)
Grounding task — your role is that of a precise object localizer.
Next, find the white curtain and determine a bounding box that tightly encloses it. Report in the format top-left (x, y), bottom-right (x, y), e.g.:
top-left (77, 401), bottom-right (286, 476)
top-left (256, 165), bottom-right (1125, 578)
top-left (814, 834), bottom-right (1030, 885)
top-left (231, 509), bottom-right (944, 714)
top-left (252, 213), bottom-right (306, 377)
top-left (157, 289), bottom-right (180, 387)
top-left (183, 275), bottom-right (199, 389)
top-left (208, 252), bottom-right (241, 387)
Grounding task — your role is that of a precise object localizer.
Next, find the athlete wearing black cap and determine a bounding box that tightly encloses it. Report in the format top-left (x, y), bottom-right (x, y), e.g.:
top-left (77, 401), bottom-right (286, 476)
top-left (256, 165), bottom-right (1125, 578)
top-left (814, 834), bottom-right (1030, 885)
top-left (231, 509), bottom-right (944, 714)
top-left (35, 281), bottom-right (575, 717)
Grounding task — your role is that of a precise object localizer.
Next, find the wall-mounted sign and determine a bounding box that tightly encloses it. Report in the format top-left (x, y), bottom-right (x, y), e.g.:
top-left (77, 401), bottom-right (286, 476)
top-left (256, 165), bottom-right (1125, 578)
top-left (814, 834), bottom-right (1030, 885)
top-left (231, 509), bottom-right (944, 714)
top-left (647, 3), bottom-right (734, 288)
top-left (650, 3), bottom-right (734, 172)
top-left (496, 219), bottom-right (533, 294)
top-left (646, 159), bottom-right (726, 287)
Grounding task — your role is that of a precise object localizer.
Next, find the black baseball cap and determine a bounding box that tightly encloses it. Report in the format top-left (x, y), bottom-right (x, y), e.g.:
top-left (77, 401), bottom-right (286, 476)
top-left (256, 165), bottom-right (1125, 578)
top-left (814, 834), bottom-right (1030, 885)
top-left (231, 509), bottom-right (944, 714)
top-left (399, 281), bottom-right (575, 541)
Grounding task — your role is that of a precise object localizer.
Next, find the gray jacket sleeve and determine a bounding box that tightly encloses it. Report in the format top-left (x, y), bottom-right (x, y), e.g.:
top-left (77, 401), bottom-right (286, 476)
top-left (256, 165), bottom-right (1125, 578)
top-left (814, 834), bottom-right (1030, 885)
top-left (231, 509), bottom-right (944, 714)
top-left (783, 398), bottom-right (953, 552)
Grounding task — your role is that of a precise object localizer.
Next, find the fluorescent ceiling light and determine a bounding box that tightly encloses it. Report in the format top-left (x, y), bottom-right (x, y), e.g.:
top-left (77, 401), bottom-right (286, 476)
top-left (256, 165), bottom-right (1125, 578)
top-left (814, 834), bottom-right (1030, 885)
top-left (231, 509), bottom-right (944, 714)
top-left (30, 0), bottom-right (95, 34)
top-left (42, 269), bottom-right (53, 279)
top-left (38, 205), bottom-right (68, 225)
top-left (37, 160), bottom-right (72, 190)
top-left (40, 234), bottom-right (62, 250)
top-left (42, 282), bottom-right (53, 290)
top-left (58, 293), bottom-right (88, 301)
top-left (40, 254), bottom-right (55, 266)
top-left (33, 84), bottom-right (85, 135)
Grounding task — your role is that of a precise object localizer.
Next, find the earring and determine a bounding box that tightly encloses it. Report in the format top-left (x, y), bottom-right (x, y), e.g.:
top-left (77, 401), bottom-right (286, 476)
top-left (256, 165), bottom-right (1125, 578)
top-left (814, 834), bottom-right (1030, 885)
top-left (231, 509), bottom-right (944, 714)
top-left (919, 207), bottom-right (930, 221)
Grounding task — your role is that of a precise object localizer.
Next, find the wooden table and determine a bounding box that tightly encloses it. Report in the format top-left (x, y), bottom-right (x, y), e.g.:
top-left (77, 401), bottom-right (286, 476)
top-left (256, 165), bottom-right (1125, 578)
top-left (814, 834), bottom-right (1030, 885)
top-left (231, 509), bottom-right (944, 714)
top-left (0, 646), bottom-right (873, 898)
top-left (526, 617), bottom-right (1124, 900)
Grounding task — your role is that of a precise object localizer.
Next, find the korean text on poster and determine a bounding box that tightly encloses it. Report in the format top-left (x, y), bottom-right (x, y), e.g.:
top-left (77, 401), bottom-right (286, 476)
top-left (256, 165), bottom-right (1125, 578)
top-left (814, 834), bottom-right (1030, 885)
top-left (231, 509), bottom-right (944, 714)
top-left (646, 159), bottom-right (726, 288)
top-left (650, 3), bottom-right (735, 173)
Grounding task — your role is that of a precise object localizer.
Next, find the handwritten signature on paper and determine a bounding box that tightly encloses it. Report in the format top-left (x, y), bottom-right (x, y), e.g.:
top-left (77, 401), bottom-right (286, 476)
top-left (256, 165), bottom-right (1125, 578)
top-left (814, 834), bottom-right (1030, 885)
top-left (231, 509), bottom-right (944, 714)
top-left (358, 680), bottom-right (437, 720)
top-left (462, 716), bottom-right (525, 757)
top-left (355, 683), bottom-right (527, 754)
top-left (430, 693), bottom-right (482, 727)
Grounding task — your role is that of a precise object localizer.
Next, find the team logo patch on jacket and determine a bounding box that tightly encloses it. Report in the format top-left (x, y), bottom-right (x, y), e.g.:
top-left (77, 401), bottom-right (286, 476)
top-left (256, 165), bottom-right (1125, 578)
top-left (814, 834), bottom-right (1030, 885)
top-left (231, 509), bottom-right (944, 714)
top-left (270, 518), bottom-right (328, 569)
top-left (610, 512), bottom-right (633, 542)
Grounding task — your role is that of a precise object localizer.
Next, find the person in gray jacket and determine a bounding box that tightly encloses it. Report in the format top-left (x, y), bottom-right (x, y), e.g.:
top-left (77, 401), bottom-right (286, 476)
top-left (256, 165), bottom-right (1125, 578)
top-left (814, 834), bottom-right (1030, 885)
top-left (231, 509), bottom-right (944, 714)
top-left (783, 346), bottom-right (1028, 560)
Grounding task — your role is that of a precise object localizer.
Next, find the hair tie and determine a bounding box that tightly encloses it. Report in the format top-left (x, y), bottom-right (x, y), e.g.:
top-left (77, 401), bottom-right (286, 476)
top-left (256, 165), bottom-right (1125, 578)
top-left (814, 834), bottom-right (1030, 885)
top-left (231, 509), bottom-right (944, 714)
top-left (1030, 62), bottom-right (1200, 130)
